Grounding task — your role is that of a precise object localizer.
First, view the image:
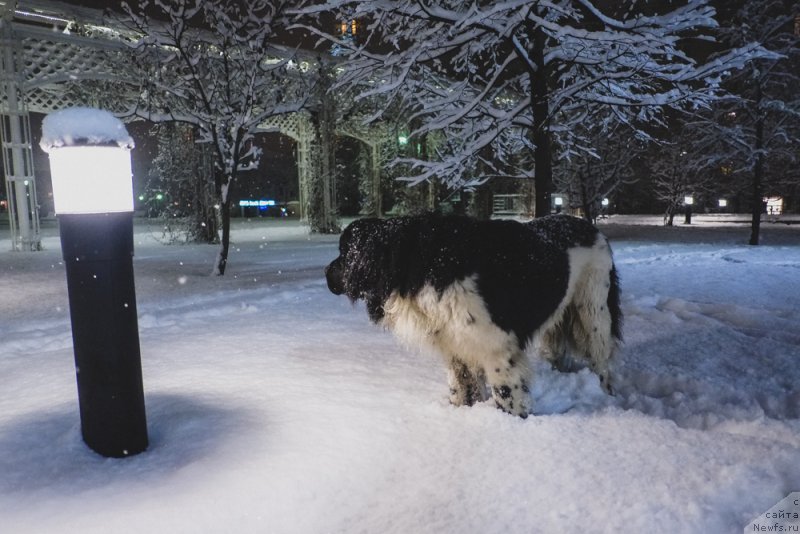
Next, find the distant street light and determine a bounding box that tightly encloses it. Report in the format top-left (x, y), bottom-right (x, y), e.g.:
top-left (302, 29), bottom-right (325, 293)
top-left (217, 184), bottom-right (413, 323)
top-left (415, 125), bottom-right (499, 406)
top-left (41, 107), bottom-right (148, 458)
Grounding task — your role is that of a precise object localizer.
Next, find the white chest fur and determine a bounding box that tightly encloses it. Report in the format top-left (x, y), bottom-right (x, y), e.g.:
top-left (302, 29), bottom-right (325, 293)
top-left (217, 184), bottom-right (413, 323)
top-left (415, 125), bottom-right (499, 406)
top-left (381, 276), bottom-right (520, 369)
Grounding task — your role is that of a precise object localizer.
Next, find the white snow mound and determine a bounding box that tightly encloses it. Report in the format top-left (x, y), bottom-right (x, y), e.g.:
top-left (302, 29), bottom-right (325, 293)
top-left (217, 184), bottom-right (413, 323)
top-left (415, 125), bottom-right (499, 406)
top-left (40, 107), bottom-right (134, 151)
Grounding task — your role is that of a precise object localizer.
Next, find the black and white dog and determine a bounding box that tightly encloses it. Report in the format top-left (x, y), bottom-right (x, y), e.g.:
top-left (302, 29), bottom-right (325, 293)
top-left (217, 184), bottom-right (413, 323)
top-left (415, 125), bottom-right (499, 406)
top-left (325, 214), bottom-right (622, 418)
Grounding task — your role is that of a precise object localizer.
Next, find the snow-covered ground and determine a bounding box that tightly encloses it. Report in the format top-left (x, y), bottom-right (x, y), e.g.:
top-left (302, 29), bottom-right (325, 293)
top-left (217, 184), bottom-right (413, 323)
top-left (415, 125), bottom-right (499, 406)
top-left (0, 214), bottom-right (798, 533)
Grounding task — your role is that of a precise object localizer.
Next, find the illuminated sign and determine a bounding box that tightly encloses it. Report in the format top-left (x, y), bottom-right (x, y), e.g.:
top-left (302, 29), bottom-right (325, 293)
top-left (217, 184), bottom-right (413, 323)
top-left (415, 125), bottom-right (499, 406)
top-left (239, 199), bottom-right (276, 209)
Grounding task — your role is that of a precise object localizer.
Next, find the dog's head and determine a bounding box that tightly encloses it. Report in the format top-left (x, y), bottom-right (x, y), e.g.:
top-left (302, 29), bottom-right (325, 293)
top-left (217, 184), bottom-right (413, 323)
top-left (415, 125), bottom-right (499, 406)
top-left (325, 218), bottom-right (402, 321)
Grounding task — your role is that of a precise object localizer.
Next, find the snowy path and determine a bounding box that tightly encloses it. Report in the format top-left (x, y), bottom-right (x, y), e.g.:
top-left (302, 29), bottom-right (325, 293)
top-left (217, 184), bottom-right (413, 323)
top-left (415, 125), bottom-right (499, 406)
top-left (0, 218), bottom-right (798, 533)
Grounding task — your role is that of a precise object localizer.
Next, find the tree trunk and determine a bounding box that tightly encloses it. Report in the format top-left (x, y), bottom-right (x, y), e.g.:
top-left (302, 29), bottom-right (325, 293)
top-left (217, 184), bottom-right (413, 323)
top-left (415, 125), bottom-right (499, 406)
top-left (307, 63), bottom-right (340, 233)
top-left (195, 141), bottom-right (219, 244)
top-left (749, 110), bottom-right (764, 246)
top-left (371, 143), bottom-right (382, 217)
top-left (531, 25), bottom-right (552, 219)
top-left (311, 109), bottom-right (338, 233)
top-left (213, 178), bottom-right (233, 276)
top-left (470, 146), bottom-right (493, 220)
top-left (665, 204), bottom-right (675, 226)
top-left (578, 171), bottom-right (593, 222)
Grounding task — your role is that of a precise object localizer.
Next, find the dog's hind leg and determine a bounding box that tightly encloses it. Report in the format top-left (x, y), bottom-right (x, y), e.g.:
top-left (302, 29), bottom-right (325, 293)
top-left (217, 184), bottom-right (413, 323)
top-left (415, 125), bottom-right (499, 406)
top-left (446, 357), bottom-right (487, 407)
top-left (571, 266), bottom-right (617, 395)
top-left (539, 308), bottom-right (585, 374)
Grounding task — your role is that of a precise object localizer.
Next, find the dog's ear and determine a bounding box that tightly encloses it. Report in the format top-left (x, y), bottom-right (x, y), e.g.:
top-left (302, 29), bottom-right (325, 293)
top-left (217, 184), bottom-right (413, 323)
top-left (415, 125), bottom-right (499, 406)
top-left (385, 218), bottom-right (422, 297)
top-left (341, 219), bottom-right (393, 301)
top-left (341, 218), bottom-right (421, 322)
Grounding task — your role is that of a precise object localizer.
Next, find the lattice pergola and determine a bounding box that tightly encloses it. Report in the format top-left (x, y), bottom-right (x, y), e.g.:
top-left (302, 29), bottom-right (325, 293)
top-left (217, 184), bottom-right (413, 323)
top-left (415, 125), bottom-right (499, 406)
top-left (258, 112), bottom-right (319, 230)
top-left (0, 0), bottom-right (391, 250)
top-left (338, 118), bottom-right (390, 218)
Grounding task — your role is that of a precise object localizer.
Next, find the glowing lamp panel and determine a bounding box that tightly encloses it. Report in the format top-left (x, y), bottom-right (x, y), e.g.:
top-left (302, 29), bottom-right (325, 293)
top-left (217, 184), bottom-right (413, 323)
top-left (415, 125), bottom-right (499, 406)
top-left (50, 146), bottom-right (134, 214)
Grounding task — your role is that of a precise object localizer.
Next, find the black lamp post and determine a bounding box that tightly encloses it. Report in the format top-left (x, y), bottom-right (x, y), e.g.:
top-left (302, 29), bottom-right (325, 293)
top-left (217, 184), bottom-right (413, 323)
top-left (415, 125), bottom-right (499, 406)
top-left (684, 195), bottom-right (694, 225)
top-left (42, 108), bottom-right (148, 458)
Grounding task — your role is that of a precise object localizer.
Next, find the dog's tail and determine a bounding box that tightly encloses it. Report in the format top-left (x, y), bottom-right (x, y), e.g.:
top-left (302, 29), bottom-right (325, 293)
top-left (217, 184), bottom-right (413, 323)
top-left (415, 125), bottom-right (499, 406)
top-left (607, 264), bottom-right (623, 342)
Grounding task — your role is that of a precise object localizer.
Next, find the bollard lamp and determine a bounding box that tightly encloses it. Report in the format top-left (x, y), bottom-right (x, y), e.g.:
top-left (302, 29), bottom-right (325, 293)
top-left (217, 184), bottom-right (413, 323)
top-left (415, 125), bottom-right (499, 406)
top-left (49, 145), bottom-right (134, 215)
top-left (684, 195), bottom-right (694, 225)
top-left (41, 107), bottom-right (148, 458)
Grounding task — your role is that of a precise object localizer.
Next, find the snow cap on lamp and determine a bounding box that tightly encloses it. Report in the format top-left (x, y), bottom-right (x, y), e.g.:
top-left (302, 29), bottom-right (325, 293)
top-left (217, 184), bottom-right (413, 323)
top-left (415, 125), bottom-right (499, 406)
top-left (41, 107), bottom-right (135, 215)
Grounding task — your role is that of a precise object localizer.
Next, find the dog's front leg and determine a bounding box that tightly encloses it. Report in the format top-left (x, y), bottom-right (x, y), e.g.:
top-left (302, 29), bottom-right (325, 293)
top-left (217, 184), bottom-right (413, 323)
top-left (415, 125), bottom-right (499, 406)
top-left (485, 350), bottom-right (532, 418)
top-left (446, 357), bottom-right (487, 407)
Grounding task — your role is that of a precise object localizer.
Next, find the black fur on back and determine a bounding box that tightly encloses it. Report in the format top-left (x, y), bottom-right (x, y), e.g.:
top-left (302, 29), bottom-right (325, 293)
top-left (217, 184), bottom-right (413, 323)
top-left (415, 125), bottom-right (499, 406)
top-left (325, 213), bottom-right (622, 348)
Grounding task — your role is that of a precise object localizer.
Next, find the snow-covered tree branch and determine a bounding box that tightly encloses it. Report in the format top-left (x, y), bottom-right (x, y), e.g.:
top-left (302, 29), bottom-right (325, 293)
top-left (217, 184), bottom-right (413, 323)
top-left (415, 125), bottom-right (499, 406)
top-left (294, 0), bottom-right (772, 217)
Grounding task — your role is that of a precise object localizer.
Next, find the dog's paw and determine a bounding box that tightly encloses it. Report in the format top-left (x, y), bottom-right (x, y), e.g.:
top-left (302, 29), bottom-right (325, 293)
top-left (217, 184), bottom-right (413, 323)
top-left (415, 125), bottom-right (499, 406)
top-left (599, 373), bottom-right (614, 396)
top-left (492, 382), bottom-right (532, 418)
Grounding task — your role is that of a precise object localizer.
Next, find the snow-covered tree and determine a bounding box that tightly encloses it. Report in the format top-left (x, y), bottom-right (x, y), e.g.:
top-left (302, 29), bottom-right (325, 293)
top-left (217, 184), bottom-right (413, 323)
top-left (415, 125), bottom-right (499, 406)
top-left (144, 123), bottom-right (194, 220)
top-left (690, 0), bottom-right (799, 244)
top-left (295, 0), bottom-right (770, 217)
top-left (647, 118), bottom-right (720, 226)
top-left (120, 0), bottom-right (312, 274)
top-left (651, 146), bottom-right (694, 227)
top-left (145, 122), bottom-right (217, 243)
top-left (554, 115), bottom-right (641, 223)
